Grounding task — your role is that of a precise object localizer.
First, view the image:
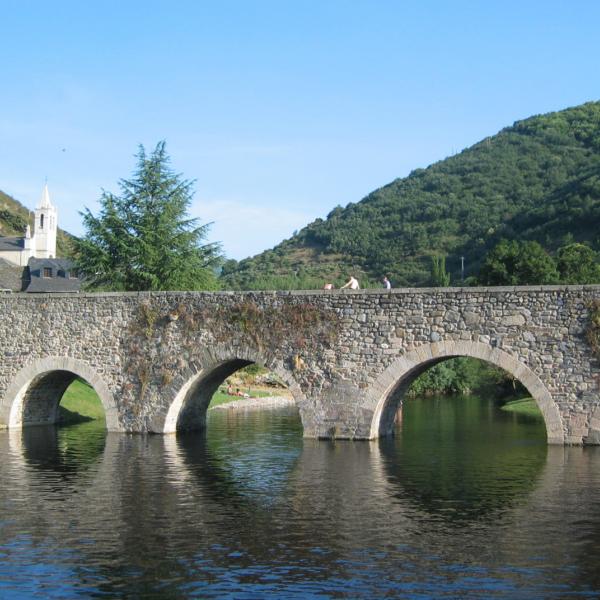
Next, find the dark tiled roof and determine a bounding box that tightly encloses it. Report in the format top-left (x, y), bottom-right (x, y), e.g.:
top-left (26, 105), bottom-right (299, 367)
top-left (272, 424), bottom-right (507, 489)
top-left (26, 277), bottom-right (80, 293)
top-left (26, 257), bottom-right (81, 293)
top-left (0, 236), bottom-right (24, 251)
top-left (0, 258), bottom-right (27, 292)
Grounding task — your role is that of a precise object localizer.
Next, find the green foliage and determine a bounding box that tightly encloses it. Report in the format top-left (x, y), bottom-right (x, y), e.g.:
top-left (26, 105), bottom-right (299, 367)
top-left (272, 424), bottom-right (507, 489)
top-left (587, 299), bottom-right (600, 362)
top-left (410, 361), bottom-right (462, 396)
top-left (209, 388), bottom-right (273, 408)
top-left (236, 273), bottom-right (327, 291)
top-left (478, 239), bottom-right (559, 285)
top-left (0, 209), bottom-right (27, 232)
top-left (59, 378), bottom-right (105, 424)
top-left (557, 243), bottom-right (600, 284)
top-left (477, 239), bottom-right (600, 285)
top-left (239, 363), bottom-right (266, 378)
top-left (409, 357), bottom-right (523, 397)
top-left (220, 101), bottom-right (600, 289)
top-left (430, 255), bottom-right (451, 286)
top-left (500, 397), bottom-right (543, 418)
top-left (73, 141), bottom-right (222, 291)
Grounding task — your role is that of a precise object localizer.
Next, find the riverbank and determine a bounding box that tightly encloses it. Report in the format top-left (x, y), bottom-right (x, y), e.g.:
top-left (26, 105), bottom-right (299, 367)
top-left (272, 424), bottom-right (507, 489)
top-left (57, 378), bottom-right (541, 423)
top-left (57, 379), bottom-right (294, 424)
top-left (500, 397), bottom-right (542, 417)
top-left (209, 396), bottom-right (295, 411)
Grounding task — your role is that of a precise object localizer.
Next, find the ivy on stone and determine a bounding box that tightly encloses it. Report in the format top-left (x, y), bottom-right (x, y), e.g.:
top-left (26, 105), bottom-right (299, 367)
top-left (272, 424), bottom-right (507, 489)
top-left (586, 299), bottom-right (600, 362)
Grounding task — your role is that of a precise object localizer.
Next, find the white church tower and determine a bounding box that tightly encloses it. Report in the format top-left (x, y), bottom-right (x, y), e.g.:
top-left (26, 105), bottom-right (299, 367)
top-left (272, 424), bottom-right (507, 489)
top-left (32, 184), bottom-right (57, 259)
top-left (0, 183), bottom-right (59, 266)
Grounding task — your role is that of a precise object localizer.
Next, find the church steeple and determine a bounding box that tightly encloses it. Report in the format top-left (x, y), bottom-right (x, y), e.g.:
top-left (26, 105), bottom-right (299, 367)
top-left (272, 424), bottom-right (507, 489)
top-left (39, 183), bottom-right (52, 209)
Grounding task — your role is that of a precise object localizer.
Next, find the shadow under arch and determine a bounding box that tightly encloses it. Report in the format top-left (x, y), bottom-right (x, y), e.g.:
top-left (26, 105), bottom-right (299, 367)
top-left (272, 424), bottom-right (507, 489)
top-left (2, 357), bottom-right (119, 431)
top-left (367, 341), bottom-right (564, 444)
top-left (162, 351), bottom-right (304, 434)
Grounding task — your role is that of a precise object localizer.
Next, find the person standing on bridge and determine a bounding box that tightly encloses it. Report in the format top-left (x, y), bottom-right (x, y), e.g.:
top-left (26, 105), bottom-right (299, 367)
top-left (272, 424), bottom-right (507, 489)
top-left (341, 275), bottom-right (360, 290)
top-left (382, 276), bottom-right (391, 290)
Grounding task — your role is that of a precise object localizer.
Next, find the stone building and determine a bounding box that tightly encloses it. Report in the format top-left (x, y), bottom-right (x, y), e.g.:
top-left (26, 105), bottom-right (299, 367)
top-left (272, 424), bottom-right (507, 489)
top-left (0, 185), bottom-right (80, 293)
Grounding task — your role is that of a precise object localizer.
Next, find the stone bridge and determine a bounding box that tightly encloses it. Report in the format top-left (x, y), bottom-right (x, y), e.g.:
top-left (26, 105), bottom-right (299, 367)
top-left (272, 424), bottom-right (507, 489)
top-left (0, 286), bottom-right (599, 444)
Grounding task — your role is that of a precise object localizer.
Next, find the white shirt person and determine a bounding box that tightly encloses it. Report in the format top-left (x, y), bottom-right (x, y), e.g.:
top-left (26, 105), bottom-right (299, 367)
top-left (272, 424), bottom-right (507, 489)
top-left (341, 276), bottom-right (360, 290)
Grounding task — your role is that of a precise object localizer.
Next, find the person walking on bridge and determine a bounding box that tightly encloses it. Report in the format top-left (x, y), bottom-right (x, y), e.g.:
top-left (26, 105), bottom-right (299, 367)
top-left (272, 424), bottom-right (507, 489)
top-left (341, 275), bottom-right (360, 290)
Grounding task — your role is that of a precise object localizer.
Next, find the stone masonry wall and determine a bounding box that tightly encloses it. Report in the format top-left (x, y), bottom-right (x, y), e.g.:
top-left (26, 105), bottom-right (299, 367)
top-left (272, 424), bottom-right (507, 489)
top-left (0, 286), bottom-right (599, 443)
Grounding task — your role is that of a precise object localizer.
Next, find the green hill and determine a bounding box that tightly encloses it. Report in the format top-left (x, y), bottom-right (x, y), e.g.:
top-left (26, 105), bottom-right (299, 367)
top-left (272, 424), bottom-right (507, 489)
top-left (0, 189), bottom-right (74, 256)
top-left (221, 101), bottom-right (600, 289)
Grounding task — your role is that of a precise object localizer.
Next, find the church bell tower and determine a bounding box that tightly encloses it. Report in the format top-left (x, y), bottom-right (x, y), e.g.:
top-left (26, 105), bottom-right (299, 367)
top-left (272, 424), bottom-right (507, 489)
top-left (33, 184), bottom-right (58, 258)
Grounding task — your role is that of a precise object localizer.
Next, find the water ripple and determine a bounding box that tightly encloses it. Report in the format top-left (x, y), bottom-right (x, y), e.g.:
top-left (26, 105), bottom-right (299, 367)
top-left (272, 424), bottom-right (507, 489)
top-left (0, 398), bottom-right (599, 597)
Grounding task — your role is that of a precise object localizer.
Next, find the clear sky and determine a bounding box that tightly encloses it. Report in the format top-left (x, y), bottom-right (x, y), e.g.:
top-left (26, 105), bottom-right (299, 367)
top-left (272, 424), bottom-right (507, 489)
top-left (1, 0), bottom-right (599, 260)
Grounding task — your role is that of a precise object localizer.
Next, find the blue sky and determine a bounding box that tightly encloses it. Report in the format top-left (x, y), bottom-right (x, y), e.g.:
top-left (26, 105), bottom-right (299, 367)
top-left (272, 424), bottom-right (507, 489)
top-left (1, 1), bottom-right (599, 260)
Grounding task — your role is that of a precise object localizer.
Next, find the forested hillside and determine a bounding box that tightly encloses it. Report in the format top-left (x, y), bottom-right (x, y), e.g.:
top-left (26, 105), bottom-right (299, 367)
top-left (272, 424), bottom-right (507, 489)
top-left (0, 189), bottom-right (73, 256)
top-left (221, 101), bottom-right (600, 289)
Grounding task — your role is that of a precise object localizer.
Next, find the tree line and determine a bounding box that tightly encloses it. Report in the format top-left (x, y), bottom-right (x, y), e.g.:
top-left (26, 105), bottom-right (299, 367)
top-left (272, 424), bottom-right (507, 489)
top-left (72, 136), bottom-right (600, 292)
top-left (220, 101), bottom-right (600, 289)
top-left (429, 239), bottom-right (600, 287)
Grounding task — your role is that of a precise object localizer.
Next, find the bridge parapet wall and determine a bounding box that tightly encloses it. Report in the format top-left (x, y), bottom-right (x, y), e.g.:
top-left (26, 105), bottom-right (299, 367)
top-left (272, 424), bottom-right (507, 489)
top-left (0, 286), bottom-right (598, 443)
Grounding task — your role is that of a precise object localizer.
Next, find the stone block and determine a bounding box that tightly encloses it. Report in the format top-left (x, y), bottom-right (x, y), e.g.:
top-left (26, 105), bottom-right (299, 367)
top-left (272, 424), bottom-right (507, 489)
top-left (463, 312), bottom-right (480, 326)
top-left (502, 314), bottom-right (526, 326)
top-left (445, 310), bottom-right (460, 322)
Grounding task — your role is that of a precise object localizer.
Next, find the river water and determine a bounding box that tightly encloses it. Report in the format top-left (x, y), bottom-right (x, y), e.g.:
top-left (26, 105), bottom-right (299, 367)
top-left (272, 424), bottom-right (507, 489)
top-left (1, 396), bottom-right (600, 598)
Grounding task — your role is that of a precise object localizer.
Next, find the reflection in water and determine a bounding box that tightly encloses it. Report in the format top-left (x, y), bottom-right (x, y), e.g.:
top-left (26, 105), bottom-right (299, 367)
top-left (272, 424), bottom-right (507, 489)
top-left (383, 395), bottom-right (548, 520)
top-left (0, 397), bottom-right (599, 597)
top-left (18, 420), bottom-right (106, 476)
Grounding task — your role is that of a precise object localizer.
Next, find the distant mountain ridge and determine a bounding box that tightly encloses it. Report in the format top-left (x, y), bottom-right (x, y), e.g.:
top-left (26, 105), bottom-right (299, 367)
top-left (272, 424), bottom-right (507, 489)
top-left (221, 101), bottom-right (600, 289)
top-left (0, 189), bottom-right (73, 256)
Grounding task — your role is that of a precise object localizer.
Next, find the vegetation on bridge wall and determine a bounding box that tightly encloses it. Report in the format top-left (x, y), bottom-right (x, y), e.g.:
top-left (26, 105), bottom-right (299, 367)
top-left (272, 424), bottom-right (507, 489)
top-left (192, 300), bottom-right (339, 353)
top-left (123, 298), bottom-right (341, 402)
top-left (587, 299), bottom-right (600, 363)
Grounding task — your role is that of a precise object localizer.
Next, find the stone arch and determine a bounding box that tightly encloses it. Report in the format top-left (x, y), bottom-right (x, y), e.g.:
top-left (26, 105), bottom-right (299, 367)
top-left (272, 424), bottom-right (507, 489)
top-left (161, 345), bottom-right (305, 434)
top-left (366, 341), bottom-right (564, 444)
top-left (1, 357), bottom-right (119, 431)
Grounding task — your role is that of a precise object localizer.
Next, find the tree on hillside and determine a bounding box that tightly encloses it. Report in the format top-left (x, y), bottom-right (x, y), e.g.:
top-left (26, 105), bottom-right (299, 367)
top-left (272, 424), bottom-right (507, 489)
top-left (557, 243), bottom-right (600, 284)
top-left (478, 239), bottom-right (559, 285)
top-left (74, 142), bottom-right (222, 291)
top-left (430, 255), bottom-right (451, 286)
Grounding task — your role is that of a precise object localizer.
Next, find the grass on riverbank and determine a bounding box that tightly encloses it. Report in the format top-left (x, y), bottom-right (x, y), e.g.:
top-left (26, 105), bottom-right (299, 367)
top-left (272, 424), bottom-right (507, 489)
top-left (59, 379), bottom-right (105, 424)
top-left (57, 380), bottom-right (542, 425)
top-left (500, 397), bottom-right (543, 418)
top-left (58, 379), bottom-right (287, 423)
top-left (209, 388), bottom-right (279, 408)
